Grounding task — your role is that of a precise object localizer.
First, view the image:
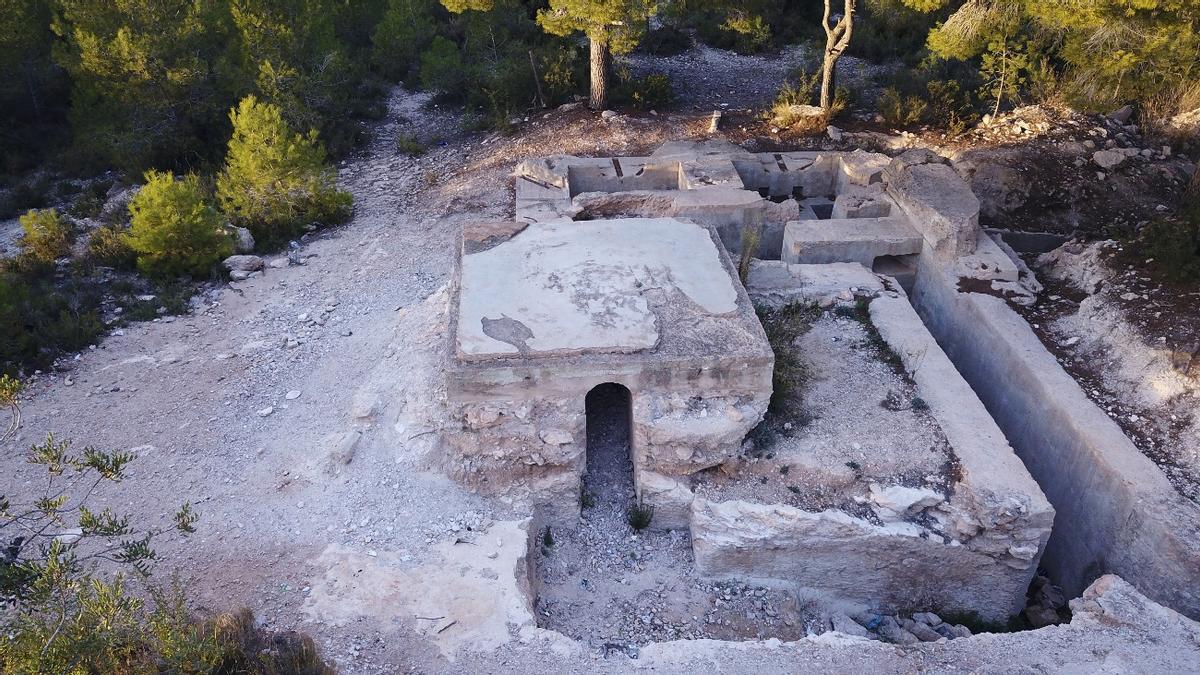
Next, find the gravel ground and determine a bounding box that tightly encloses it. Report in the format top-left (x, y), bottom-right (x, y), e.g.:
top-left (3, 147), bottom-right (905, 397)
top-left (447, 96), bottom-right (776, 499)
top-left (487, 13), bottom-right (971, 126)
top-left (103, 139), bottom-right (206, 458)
top-left (694, 310), bottom-right (956, 515)
top-left (534, 384), bottom-right (819, 647)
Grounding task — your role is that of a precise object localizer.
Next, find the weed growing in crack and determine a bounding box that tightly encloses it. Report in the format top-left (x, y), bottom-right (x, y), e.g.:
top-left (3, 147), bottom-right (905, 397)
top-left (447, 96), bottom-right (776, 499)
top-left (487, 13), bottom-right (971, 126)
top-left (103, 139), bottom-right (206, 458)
top-left (627, 503), bottom-right (654, 531)
top-left (842, 297), bottom-right (906, 374)
top-left (756, 302), bottom-right (820, 415)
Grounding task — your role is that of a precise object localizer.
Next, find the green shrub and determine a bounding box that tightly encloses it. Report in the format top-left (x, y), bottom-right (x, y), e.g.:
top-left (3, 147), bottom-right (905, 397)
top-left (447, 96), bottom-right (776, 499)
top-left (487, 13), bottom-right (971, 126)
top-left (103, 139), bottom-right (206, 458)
top-left (419, 36), bottom-right (467, 96)
top-left (925, 79), bottom-right (978, 135)
top-left (86, 224), bottom-right (137, 270)
top-left (878, 87), bottom-right (927, 126)
top-left (371, 0), bottom-right (437, 82)
top-left (17, 208), bottom-right (72, 267)
top-left (538, 44), bottom-right (586, 106)
top-left (216, 96), bottom-right (353, 247)
top-left (0, 270), bottom-right (104, 375)
top-left (396, 135), bottom-right (426, 156)
top-left (1142, 216), bottom-right (1200, 281)
top-left (720, 12), bottom-right (772, 54)
top-left (0, 435), bottom-right (335, 674)
top-left (627, 502), bottom-right (654, 530)
top-left (128, 171), bottom-right (232, 278)
top-left (615, 72), bottom-right (676, 111)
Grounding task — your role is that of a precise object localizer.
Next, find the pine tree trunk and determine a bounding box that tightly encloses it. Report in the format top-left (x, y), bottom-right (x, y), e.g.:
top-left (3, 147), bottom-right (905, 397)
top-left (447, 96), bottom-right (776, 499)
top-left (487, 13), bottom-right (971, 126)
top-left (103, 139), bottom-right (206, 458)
top-left (589, 38), bottom-right (610, 111)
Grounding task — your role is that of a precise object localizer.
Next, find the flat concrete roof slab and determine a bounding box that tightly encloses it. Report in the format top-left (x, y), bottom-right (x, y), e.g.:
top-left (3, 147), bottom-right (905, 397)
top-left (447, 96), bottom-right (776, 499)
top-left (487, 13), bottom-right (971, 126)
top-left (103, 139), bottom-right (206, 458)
top-left (456, 218), bottom-right (739, 360)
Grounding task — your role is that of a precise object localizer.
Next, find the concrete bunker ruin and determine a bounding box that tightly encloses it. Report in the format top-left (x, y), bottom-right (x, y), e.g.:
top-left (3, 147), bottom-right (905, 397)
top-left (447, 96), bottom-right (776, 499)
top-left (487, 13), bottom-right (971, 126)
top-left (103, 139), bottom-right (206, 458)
top-left (440, 139), bottom-right (1200, 636)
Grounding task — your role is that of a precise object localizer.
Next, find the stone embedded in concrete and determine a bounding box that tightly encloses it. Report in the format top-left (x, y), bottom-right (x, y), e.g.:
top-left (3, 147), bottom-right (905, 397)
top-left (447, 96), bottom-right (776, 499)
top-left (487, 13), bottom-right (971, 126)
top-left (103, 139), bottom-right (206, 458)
top-left (782, 217), bottom-right (923, 266)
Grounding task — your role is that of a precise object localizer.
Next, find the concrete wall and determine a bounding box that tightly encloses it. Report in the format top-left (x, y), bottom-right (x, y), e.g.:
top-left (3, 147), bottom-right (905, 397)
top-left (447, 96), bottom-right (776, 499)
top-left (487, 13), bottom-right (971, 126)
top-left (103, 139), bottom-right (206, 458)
top-left (910, 256), bottom-right (1200, 619)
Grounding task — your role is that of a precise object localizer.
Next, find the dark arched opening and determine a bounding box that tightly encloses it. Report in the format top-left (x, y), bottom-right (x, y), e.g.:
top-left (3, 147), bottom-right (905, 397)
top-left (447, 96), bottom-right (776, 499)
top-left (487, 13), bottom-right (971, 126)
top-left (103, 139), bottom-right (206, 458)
top-left (583, 382), bottom-right (634, 508)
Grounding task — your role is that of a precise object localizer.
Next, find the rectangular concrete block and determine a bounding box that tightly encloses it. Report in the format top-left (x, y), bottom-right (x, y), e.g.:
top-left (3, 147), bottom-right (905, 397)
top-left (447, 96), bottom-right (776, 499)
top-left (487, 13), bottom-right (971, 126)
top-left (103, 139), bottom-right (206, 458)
top-left (782, 217), bottom-right (923, 266)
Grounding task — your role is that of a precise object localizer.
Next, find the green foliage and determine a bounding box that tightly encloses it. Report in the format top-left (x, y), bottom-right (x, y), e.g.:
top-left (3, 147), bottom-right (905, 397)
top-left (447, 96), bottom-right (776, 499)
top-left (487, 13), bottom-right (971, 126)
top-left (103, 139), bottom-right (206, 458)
top-left (0, 436), bottom-right (335, 674)
top-left (716, 11), bottom-right (772, 54)
top-left (51, 0), bottom-right (241, 172)
top-left (626, 502), bottom-right (654, 530)
top-left (538, 44), bottom-right (586, 105)
top-left (217, 96), bottom-right (352, 246)
top-left (686, 0), bottom-right (818, 53)
top-left (0, 0), bottom-right (68, 174)
top-left (397, 135), bottom-right (427, 156)
top-left (925, 78), bottom-right (978, 135)
top-left (18, 208), bottom-right (72, 267)
top-left (85, 224), bottom-right (138, 270)
top-left (613, 71), bottom-right (676, 110)
top-left (639, 25), bottom-right (692, 56)
top-left (913, 0), bottom-right (1200, 112)
top-left (127, 171), bottom-right (233, 278)
top-left (0, 374), bottom-right (21, 440)
top-left (0, 269), bottom-right (104, 375)
top-left (878, 87), bottom-right (927, 126)
top-left (537, 0), bottom-right (657, 55)
top-left (757, 303), bottom-right (819, 415)
top-left (738, 224), bottom-right (761, 284)
top-left (420, 35), bottom-right (467, 95)
top-left (372, 0), bottom-right (438, 81)
top-left (1141, 216), bottom-right (1200, 282)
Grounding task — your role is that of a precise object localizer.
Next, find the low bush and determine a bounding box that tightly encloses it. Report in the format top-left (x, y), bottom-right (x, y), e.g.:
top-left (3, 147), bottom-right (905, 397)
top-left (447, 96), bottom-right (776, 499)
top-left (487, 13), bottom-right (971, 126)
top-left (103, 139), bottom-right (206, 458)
top-left (878, 87), bottom-right (927, 126)
top-left (538, 44), bottom-right (585, 106)
top-left (0, 269), bottom-right (104, 375)
top-left (419, 36), bottom-right (467, 97)
top-left (85, 224), bottom-right (137, 270)
top-left (128, 171), bottom-right (233, 278)
top-left (614, 71), bottom-right (676, 111)
top-left (17, 208), bottom-right (72, 267)
top-left (925, 79), bottom-right (978, 135)
top-left (216, 96), bottom-right (353, 247)
top-left (1141, 216), bottom-right (1200, 282)
top-left (627, 502), bottom-right (654, 530)
top-left (396, 135), bottom-right (426, 156)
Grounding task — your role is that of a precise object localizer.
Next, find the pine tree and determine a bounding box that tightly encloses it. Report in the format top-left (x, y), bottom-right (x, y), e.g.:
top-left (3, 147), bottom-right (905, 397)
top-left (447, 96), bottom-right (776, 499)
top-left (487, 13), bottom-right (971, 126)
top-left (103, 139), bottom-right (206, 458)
top-left (126, 171), bottom-right (233, 278)
top-left (50, 0), bottom-right (239, 171)
top-left (536, 0), bottom-right (657, 110)
top-left (216, 96), bottom-right (352, 245)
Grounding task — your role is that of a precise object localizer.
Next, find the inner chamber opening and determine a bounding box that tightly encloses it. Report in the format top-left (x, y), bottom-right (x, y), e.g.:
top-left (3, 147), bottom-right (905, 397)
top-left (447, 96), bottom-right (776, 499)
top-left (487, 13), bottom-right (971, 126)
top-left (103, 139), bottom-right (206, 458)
top-left (584, 382), bottom-right (634, 508)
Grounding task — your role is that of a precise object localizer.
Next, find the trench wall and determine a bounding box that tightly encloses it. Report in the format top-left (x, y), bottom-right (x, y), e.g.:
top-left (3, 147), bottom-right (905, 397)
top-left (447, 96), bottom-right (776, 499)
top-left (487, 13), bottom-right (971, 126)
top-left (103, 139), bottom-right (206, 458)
top-left (910, 255), bottom-right (1200, 619)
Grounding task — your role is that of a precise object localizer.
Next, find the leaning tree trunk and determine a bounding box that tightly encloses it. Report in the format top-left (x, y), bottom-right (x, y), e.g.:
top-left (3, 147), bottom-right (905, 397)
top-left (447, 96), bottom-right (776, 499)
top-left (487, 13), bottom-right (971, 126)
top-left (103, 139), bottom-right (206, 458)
top-left (820, 0), bottom-right (856, 111)
top-left (589, 37), bottom-right (611, 111)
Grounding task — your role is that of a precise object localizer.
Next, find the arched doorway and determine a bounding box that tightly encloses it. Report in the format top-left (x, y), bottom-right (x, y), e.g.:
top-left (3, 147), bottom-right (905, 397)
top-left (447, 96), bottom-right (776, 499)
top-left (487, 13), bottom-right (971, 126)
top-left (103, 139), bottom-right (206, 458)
top-left (583, 382), bottom-right (634, 508)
